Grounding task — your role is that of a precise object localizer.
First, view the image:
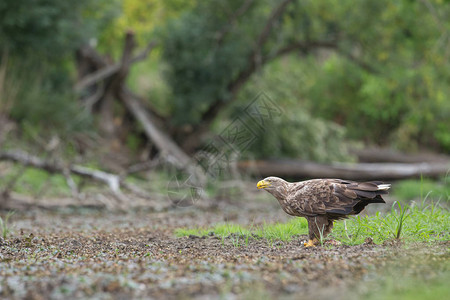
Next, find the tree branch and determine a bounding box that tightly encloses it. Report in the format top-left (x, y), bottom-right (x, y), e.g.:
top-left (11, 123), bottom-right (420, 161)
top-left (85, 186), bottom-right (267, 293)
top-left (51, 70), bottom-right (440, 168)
top-left (270, 40), bottom-right (337, 60)
top-left (215, 0), bottom-right (255, 46)
top-left (199, 0), bottom-right (294, 125)
top-left (123, 87), bottom-right (167, 123)
top-left (254, 0), bottom-right (294, 53)
top-left (0, 150), bottom-right (129, 203)
top-left (74, 40), bottom-right (157, 92)
top-left (335, 48), bottom-right (379, 74)
top-left (197, 40), bottom-right (336, 130)
top-left (118, 89), bottom-right (206, 185)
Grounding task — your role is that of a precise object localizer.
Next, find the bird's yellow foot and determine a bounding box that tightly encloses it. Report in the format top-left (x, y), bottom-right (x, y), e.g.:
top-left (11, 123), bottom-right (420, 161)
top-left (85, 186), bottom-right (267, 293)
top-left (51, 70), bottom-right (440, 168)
top-left (304, 239), bottom-right (317, 247)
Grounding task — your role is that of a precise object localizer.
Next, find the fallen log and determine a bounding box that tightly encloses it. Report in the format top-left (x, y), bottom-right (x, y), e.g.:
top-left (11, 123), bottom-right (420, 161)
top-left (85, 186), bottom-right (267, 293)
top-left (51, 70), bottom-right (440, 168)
top-left (351, 148), bottom-right (450, 164)
top-left (238, 159), bottom-right (450, 180)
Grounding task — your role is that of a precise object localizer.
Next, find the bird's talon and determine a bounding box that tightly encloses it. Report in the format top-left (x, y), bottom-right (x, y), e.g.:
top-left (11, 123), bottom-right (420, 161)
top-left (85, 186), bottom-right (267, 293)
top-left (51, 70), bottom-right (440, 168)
top-left (304, 239), bottom-right (316, 247)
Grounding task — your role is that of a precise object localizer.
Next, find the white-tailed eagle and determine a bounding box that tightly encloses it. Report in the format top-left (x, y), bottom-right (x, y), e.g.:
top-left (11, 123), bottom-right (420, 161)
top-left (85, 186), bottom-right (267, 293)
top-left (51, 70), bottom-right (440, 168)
top-left (257, 177), bottom-right (390, 247)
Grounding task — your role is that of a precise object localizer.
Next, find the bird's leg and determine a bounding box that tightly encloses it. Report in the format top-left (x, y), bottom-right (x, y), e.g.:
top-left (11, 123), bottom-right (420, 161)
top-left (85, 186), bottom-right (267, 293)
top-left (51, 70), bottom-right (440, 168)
top-left (304, 238), bottom-right (318, 247)
top-left (305, 216), bottom-right (326, 247)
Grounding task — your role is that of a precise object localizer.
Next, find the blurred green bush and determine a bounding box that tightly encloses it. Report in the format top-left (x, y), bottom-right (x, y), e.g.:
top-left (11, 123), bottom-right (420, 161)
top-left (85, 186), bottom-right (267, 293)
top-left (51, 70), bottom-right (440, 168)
top-left (1, 0), bottom-right (449, 160)
top-left (160, 0), bottom-right (449, 156)
top-left (0, 0), bottom-right (116, 137)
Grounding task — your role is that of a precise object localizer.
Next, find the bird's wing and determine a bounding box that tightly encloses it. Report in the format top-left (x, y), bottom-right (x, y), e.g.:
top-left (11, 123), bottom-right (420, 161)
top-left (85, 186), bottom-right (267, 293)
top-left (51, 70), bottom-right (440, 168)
top-left (288, 179), bottom-right (360, 216)
top-left (326, 179), bottom-right (360, 215)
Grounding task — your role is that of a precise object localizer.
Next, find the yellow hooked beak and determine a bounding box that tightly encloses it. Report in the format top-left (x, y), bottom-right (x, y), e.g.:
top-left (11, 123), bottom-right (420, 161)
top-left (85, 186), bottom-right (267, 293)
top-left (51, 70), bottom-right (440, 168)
top-left (257, 180), bottom-right (270, 189)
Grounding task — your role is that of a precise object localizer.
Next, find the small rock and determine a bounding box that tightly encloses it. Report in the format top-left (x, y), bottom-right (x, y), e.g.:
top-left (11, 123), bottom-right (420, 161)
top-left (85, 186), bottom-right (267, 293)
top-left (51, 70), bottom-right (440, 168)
top-left (324, 239), bottom-right (341, 246)
top-left (364, 237), bottom-right (374, 245)
top-left (105, 280), bottom-right (121, 292)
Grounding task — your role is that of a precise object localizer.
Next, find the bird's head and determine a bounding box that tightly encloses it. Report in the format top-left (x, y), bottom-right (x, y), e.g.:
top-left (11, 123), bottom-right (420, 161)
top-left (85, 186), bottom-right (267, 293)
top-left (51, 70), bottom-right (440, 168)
top-left (257, 176), bottom-right (287, 192)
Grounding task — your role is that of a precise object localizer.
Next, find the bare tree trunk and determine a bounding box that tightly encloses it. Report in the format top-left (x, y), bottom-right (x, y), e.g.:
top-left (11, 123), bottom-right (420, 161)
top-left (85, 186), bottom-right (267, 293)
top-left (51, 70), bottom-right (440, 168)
top-left (74, 31), bottom-right (204, 182)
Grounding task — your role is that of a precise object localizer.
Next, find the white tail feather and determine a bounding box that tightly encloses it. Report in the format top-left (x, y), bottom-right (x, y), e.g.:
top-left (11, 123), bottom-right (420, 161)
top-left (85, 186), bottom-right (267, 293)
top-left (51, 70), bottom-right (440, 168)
top-left (377, 184), bottom-right (391, 190)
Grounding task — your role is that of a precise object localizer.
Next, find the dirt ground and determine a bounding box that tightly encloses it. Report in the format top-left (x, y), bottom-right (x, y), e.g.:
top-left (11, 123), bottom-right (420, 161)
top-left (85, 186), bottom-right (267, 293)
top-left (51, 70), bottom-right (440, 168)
top-left (0, 202), bottom-right (449, 300)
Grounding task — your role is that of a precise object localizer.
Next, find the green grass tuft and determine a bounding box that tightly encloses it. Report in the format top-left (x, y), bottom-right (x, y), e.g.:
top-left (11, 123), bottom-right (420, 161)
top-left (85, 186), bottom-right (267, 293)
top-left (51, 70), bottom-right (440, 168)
top-left (255, 218), bottom-right (308, 242)
top-left (175, 218), bottom-right (308, 245)
top-left (175, 218), bottom-right (309, 246)
top-left (330, 201), bottom-right (449, 245)
top-left (0, 211), bottom-right (15, 239)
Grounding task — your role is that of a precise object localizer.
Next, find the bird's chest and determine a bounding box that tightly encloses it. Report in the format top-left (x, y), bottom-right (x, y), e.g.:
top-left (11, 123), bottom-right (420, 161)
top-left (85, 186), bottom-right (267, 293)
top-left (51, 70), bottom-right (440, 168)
top-left (277, 198), bottom-right (303, 217)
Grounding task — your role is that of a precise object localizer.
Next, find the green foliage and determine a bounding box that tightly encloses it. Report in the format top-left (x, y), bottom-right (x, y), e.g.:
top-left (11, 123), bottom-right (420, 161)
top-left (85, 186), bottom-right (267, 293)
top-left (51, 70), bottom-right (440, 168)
top-left (0, 0), bottom-right (115, 58)
top-left (235, 61), bottom-right (352, 161)
top-left (2, 0), bottom-right (448, 158)
top-left (301, 0), bottom-right (450, 151)
top-left (244, 108), bottom-right (350, 161)
top-left (0, 0), bottom-right (116, 137)
top-left (0, 167), bottom-right (75, 197)
top-left (160, 1), bottom-right (263, 124)
top-left (161, 0), bottom-right (450, 157)
top-left (5, 59), bottom-right (92, 134)
top-left (393, 177), bottom-right (450, 202)
top-left (99, 0), bottom-right (191, 55)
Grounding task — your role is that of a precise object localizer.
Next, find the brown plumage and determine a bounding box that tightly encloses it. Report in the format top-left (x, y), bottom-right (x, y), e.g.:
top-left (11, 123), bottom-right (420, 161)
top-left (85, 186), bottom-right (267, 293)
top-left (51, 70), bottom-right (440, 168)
top-left (257, 177), bottom-right (390, 247)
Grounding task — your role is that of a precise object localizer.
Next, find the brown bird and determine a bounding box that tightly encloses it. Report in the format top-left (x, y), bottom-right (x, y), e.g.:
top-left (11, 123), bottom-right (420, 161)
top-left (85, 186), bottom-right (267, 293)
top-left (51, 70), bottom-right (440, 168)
top-left (257, 177), bottom-right (390, 247)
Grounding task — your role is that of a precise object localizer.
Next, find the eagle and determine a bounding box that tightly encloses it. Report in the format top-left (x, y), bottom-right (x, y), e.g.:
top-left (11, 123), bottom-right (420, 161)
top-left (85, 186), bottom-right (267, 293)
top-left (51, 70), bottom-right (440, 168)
top-left (257, 177), bottom-right (390, 247)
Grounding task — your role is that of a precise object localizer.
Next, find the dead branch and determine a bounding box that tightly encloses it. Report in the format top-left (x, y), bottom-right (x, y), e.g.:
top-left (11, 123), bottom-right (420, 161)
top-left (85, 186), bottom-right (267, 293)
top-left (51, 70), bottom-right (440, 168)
top-left (0, 150), bottom-right (129, 202)
top-left (76, 45), bottom-right (109, 71)
top-left (75, 40), bottom-right (157, 92)
top-left (75, 63), bottom-right (120, 92)
top-left (118, 90), bottom-right (190, 166)
top-left (123, 87), bottom-right (167, 124)
top-left (4, 193), bottom-right (110, 210)
top-left (63, 168), bottom-right (79, 199)
top-left (124, 159), bottom-right (161, 176)
top-left (118, 90), bottom-right (206, 186)
top-left (83, 81), bottom-right (105, 112)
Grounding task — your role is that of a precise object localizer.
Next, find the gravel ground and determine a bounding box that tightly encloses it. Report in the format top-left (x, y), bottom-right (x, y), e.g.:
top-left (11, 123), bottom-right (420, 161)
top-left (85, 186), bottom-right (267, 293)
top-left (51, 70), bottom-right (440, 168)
top-left (0, 205), bottom-right (448, 299)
